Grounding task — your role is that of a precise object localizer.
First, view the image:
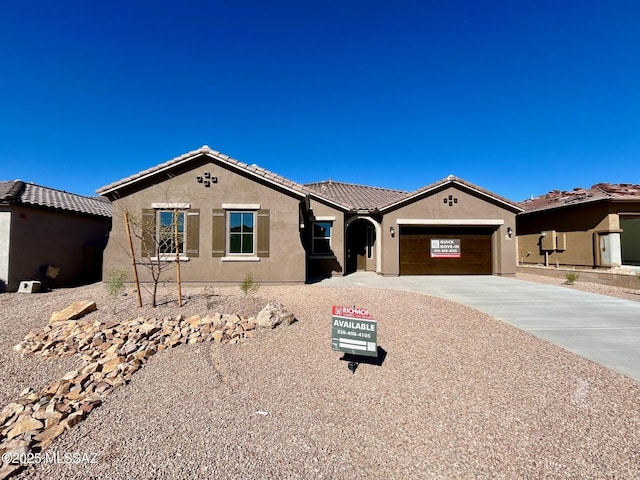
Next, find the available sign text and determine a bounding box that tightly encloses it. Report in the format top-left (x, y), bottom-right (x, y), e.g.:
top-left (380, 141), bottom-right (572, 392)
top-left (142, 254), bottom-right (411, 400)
top-left (331, 306), bottom-right (377, 357)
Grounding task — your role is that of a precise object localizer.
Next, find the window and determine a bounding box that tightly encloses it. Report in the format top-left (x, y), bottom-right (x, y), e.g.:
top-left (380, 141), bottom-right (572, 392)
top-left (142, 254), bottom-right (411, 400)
top-left (229, 211), bottom-right (254, 255)
top-left (312, 222), bottom-right (332, 254)
top-left (212, 207), bottom-right (269, 260)
top-left (158, 210), bottom-right (185, 255)
top-left (141, 206), bottom-right (200, 259)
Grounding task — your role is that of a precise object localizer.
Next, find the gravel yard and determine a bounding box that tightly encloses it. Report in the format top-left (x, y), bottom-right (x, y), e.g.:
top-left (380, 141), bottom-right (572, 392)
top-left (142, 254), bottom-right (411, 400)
top-left (2, 276), bottom-right (639, 479)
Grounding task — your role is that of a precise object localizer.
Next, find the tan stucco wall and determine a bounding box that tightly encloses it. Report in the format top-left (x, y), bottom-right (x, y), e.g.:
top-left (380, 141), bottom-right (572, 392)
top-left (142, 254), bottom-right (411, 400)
top-left (380, 185), bottom-right (518, 276)
top-left (102, 156), bottom-right (307, 284)
top-left (3, 205), bottom-right (110, 291)
top-left (516, 202), bottom-right (640, 268)
top-left (305, 199), bottom-right (345, 277)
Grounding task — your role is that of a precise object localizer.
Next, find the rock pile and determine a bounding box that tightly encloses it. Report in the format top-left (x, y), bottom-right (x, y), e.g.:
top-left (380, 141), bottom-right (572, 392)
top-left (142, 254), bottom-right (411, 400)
top-left (0, 303), bottom-right (295, 479)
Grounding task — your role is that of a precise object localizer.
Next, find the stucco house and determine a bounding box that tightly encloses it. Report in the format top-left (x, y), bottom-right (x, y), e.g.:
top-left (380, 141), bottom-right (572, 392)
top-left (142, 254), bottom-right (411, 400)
top-left (97, 146), bottom-right (521, 284)
top-left (0, 180), bottom-right (112, 291)
top-left (517, 183), bottom-right (640, 269)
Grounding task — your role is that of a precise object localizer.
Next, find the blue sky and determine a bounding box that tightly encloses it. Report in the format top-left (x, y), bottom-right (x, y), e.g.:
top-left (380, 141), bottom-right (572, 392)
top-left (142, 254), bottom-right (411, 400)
top-left (1, 1), bottom-right (638, 202)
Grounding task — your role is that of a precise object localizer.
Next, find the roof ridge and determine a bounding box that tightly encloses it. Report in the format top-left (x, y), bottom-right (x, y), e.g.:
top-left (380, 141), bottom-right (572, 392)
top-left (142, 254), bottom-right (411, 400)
top-left (305, 179), bottom-right (409, 194)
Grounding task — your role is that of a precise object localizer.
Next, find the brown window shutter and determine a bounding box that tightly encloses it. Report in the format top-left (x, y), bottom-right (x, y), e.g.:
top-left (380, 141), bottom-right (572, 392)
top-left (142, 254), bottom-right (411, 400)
top-left (257, 209), bottom-right (270, 257)
top-left (186, 209), bottom-right (200, 257)
top-left (141, 209), bottom-right (156, 257)
top-left (212, 209), bottom-right (225, 257)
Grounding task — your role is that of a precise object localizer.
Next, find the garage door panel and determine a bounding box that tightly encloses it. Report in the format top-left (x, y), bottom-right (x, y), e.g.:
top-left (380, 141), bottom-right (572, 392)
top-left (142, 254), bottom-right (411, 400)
top-left (399, 227), bottom-right (494, 275)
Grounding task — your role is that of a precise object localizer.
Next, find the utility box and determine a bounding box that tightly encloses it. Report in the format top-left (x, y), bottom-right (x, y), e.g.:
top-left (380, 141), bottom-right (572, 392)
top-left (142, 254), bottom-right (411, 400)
top-left (18, 281), bottom-right (41, 294)
top-left (556, 233), bottom-right (567, 251)
top-left (541, 230), bottom-right (557, 251)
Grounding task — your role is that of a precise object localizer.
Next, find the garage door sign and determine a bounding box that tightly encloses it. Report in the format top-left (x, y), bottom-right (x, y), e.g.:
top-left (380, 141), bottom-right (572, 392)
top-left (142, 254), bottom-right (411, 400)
top-left (430, 239), bottom-right (461, 258)
top-left (331, 306), bottom-right (377, 357)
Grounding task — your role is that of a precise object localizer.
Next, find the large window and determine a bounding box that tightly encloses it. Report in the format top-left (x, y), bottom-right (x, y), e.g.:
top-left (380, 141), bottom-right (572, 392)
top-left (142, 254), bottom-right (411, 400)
top-left (229, 211), bottom-right (254, 255)
top-left (312, 222), bottom-right (332, 254)
top-left (158, 210), bottom-right (185, 255)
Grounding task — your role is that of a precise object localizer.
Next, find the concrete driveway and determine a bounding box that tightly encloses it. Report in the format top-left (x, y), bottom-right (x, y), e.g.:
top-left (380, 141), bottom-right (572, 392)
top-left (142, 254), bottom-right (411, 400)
top-left (318, 272), bottom-right (640, 382)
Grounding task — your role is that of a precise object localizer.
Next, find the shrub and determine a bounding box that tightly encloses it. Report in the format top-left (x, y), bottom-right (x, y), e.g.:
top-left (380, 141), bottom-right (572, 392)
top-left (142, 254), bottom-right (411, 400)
top-left (240, 272), bottom-right (259, 296)
top-left (565, 271), bottom-right (579, 285)
top-left (106, 269), bottom-right (127, 298)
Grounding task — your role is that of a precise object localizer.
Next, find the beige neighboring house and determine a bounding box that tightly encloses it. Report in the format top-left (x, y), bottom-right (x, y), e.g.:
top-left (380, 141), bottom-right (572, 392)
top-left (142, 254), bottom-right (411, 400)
top-left (517, 183), bottom-right (640, 269)
top-left (0, 180), bottom-right (112, 292)
top-left (97, 146), bottom-right (521, 284)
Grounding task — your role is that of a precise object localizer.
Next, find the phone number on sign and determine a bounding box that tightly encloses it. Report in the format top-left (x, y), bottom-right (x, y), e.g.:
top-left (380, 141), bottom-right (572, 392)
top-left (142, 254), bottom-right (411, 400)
top-left (2, 451), bottom-right (99, 465)
top-left (335, 329), bottom-right (372, 339)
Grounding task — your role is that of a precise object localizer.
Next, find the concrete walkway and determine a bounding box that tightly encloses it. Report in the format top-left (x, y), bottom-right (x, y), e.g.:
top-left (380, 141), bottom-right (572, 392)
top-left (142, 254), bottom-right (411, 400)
top-left (318, 272), bottom-right (640, 382)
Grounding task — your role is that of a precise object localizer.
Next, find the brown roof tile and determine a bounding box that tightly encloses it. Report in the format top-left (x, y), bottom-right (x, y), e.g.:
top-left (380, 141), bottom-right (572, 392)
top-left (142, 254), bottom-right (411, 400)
top-left (0, 180), bottom-right (112, 218)
top-left (305, 180), bottom-right (409, 211)
top-left (520, 183), bottom-right (640, 213)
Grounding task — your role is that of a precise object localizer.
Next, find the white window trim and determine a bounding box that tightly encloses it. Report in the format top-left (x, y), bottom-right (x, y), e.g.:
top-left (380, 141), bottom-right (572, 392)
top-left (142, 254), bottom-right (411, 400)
top-left (312, 215), bottom-right (336, 221)
top-left (150, 255), bottom-right (190, 262)
top-left (151, 202), bottom-right (191, 209)
top-left (222, 203), bottom-right (260, 210)
top-left (221, 256), bottom-right (260, 262)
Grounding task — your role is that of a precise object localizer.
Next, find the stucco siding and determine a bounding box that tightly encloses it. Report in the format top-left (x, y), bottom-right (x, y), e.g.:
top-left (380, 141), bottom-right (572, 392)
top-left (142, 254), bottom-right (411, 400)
top-left (103, 157), bottom-right (307, 284)
top-left (381, 185), bottom-right (517, 276)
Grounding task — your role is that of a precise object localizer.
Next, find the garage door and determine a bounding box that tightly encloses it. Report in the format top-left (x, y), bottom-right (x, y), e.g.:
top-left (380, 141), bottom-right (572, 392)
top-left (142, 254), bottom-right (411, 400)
top-left (400, 226), bottom-right (494, 275)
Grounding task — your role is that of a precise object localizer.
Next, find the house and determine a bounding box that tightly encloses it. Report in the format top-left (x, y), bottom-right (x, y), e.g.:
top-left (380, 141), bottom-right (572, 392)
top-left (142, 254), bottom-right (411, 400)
top-left (0, 180), bottom-right (112, 292)
top-left (97, 146), bottom-right (521, 284)
top-left (517, 183), bottom-right (640, 269)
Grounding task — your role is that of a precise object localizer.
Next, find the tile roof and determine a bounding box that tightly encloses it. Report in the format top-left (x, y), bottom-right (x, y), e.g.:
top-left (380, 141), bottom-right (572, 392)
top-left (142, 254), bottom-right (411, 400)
top-left (96, 146), bottom-right (520, 213)
top-left (0, 180), bottom-right (112, 218)
top-left (305, 180), bottom-right (409, 211)
top-left (520, 183), bottom-right (640, 213)
top-left (378, 175), bottom-right (523, 212)
top-left (96, 145), bottom-right (311, 198)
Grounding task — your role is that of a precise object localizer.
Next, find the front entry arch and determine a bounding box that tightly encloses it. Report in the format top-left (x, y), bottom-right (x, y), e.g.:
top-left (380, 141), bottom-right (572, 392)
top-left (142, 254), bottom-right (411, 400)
top-left (345, 217), bottom-right (381, 274)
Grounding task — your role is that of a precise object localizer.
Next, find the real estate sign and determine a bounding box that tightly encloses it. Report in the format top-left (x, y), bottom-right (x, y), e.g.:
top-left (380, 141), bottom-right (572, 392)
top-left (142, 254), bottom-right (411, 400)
top-left (430, 239), bottom-right (461, 258)
top-left (331, 305), bottom-right (378, 357)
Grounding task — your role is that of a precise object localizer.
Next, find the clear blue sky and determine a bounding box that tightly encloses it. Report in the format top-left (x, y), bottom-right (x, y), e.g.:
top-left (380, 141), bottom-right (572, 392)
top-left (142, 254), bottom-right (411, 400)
top-left (1, 1), bottom-right (638, 202)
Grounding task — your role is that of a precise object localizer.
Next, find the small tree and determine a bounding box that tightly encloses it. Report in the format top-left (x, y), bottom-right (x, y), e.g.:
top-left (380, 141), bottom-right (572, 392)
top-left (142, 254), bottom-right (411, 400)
top-left (123, 208), bottom-right (183, 308)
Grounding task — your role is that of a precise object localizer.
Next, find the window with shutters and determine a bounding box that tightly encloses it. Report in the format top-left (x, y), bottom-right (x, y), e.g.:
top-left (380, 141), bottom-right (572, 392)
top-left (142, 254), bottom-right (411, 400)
top-left (213, 205), bottom-right (269, 261)
top-left (142, 204), bottom-right (200, 261)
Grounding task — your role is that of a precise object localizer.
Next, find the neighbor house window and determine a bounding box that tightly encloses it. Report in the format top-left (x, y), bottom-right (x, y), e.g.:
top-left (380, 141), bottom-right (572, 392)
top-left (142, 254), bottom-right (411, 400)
top-left (158, 210), bottom-right (185, 255)
top-left (228, 211), bottom-right (255, 255)
top-left (312, 222), bottom-right (332, 254)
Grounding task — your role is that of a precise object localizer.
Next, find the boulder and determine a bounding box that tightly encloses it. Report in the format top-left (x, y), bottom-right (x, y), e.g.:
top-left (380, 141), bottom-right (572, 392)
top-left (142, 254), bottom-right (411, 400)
top-left (49, 301), bottom-right (97, 324)
top-left (255, 302), bottom-right (295, 329)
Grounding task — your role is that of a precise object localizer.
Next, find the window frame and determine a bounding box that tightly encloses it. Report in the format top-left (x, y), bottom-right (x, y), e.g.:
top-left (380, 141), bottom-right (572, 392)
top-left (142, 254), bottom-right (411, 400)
top-left (227, 210), bottom-right (256, 256)
top-left (148, 203), bottom-right (192, 262)
top-left (311, 221), bottom-right (333, 255)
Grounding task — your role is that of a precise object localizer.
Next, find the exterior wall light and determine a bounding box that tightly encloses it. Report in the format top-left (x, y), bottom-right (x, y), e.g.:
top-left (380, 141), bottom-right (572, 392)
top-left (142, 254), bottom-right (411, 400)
top-left (390, 226), bottom-right (395, 237)
top-left (507, 227), bottom-right (513, 238)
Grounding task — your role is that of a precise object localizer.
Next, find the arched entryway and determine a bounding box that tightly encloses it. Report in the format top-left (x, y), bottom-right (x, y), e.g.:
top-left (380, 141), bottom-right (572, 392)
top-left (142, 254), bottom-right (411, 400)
top-left (345, 217), bottom-right (381, 274)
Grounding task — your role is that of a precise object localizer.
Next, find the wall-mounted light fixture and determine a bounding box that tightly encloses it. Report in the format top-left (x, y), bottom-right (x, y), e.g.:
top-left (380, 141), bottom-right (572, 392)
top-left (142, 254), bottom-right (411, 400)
top-left (507, 227), bottom-right (513, 238)
top-left (390, 226), bottom-right (395, 237)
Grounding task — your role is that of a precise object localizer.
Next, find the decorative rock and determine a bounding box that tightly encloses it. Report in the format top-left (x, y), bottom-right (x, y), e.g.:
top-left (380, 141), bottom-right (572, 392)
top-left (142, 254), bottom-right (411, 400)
top-left (6, 417), bottom-right (43, 440)
top-left (255, 302), bottom-right (295, 328)
top-left (49, 301), bottom-right (97, 324)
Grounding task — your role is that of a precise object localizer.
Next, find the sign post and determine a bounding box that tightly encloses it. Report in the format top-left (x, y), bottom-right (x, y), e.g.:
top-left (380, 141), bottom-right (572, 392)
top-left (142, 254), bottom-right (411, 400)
top-left (331, 305), bottom-right (377, 372)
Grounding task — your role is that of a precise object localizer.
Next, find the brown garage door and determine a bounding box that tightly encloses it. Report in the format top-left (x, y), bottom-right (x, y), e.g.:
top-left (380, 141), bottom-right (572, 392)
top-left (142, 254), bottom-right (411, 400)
top-left (400, 226), bottom-right (494, 275)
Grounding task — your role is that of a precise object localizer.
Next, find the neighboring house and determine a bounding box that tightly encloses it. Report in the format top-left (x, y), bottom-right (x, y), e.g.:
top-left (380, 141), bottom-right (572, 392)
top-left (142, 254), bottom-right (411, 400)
top-left (0, 180), bottom-right (112, 291)
top-left (517, 183), bottom-right (640, 269)
top-left (97, 146), bottom-right (521, 284)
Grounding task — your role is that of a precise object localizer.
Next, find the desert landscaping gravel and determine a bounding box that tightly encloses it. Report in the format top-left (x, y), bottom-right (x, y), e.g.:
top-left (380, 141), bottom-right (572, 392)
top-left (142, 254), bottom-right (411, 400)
top-left (1, 276), bottom-right (639, 479)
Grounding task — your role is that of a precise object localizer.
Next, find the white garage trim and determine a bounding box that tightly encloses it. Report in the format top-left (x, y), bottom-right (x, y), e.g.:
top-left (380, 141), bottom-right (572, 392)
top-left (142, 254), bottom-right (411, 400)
top-left (396, 219), bottom-right (504, 226)
top-left (0, 212), bottom-right (10, 285)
